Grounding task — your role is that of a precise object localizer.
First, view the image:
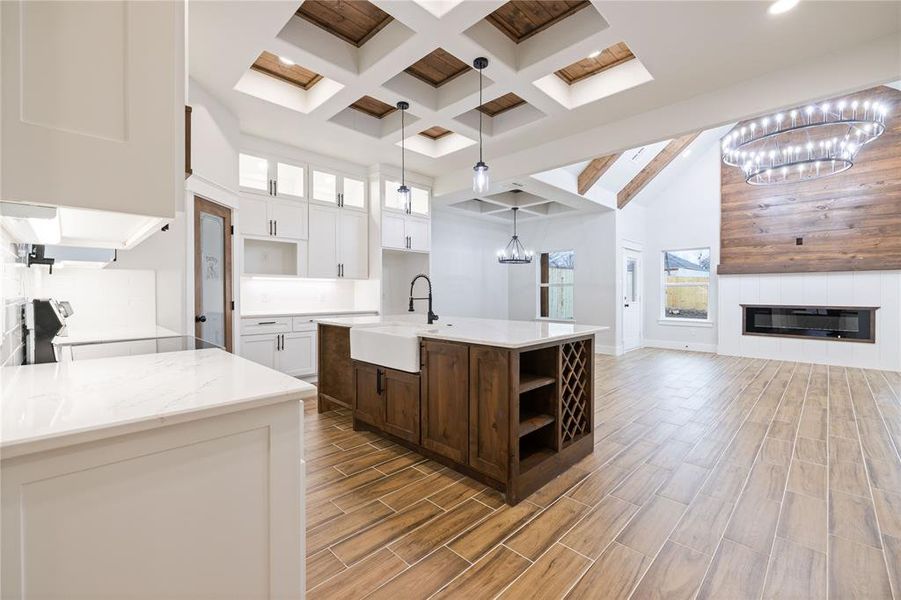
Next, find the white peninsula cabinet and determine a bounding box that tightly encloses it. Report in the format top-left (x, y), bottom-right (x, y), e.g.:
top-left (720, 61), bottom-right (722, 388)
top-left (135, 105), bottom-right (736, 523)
top-left (1, 350), bottom-right (313, 599)
top-left (382, 180), bottom-right (430, 252)
top-left (1, 1), bottom-right (184, 219)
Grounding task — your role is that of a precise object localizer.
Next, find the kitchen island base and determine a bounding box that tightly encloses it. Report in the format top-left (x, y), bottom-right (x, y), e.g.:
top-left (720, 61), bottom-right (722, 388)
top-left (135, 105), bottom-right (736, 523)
top-left (344, 333), bottom-right (596, 505)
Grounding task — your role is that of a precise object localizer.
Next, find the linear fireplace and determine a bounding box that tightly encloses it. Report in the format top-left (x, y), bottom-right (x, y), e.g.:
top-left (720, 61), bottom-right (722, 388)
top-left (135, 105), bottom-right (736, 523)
top-left (742, 305), bottom-right (877, 343)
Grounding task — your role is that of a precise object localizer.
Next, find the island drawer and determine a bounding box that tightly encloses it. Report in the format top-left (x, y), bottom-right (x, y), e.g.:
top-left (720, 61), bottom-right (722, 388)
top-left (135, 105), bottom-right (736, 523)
top-left (292, 317), bottom-right (318, 332)
top-left (241, 317), bottom-right (291, 335)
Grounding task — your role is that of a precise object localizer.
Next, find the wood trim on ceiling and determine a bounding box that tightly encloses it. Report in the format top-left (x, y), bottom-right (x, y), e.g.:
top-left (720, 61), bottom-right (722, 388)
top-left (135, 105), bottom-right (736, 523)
top-left (405, 48), bottom-right (470, 88)
top-left (250, 51), bottom-right (322, 90)
top-left (295, 0), bottom-right (394, 47)
top-left (577, 153), bottom-right (620, 195)
top-left (477, 92), bottom-right (527, 117)
top-left (554, 42), bottom-right (635, 86)
top-left (349, 96), bottom-right (397, 119)
top-left (617, 132), bottom-right (699, 208)
top-left (485, 1), bottom-right (591, 44)
top-left (419, 126), bottom-right (453, 140)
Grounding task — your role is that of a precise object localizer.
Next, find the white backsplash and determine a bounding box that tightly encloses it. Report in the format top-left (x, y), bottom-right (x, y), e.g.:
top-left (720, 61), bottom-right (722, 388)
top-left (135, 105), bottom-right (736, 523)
top-left (240, 277), bottom-right (379, 315)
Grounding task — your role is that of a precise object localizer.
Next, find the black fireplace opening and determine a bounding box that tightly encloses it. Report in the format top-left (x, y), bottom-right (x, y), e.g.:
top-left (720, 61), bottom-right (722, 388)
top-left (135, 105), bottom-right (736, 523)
top-left (742, 305), bottom-right (877, 343)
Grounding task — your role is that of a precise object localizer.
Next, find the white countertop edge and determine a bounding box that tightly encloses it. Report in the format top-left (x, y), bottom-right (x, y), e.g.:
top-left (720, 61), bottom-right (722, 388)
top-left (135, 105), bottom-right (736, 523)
top-left (421, 326), bottom-right (609, 349)
top-left (241, 309), bottom-right (379, 319)
top-left (1, 387), bottom-right (313, 460)
top-left (53, 325), bottom-right (183, 347)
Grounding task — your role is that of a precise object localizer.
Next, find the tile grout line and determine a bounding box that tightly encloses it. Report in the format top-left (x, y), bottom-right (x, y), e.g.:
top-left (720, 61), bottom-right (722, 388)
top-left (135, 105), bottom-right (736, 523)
top-left (758, 362), bottom-right (813, 599)
top-left (685, 361), bottom-right (795, 600)
top-left (844, 367), bottom-right (898, 600)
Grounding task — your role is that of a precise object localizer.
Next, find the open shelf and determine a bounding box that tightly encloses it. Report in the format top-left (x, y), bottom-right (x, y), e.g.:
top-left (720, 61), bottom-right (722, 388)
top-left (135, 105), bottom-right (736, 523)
top-left (519, 373), bottom-right (556, 394)
top-left (519, 412), bottom-right (555, 437)
top-left (519, 447), bottom-right (555, 473)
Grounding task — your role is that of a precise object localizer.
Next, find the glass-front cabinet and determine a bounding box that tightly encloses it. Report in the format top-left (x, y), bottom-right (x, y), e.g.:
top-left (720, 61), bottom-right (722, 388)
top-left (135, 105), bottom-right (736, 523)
top-left (311, 167), bottom-right (367, 211)
top-left (239, 152), bottom-right (306, 201)
top-left (383, 180), bottom-right (430, 216)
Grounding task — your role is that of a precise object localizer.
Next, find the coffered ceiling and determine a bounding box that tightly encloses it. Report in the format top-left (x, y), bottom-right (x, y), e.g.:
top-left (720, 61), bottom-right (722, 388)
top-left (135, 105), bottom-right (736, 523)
top-left (189, 0), bottom-right (901, 206)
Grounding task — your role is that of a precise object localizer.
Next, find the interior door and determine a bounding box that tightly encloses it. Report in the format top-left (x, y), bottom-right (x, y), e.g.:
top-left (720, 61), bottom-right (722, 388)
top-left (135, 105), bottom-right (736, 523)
top-left (194, 196), bottom-right (233, 351)
top-left (622, 249), bottom-right (642, 352)
top-left (308, 204), bottom-right (338, 278)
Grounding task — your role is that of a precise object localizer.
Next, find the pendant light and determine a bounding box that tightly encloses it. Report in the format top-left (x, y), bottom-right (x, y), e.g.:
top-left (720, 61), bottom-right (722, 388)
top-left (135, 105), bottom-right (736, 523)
top-left (396, 101), bottom-right (411, 212)
top-left (472, 57), bottom-right (489, 194)
top-left (498, 207), bottom-right (532, 264)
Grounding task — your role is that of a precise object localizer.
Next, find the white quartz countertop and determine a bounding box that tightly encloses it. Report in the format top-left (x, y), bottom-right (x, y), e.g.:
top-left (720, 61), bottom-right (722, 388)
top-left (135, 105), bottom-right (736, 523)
top-left (319, 314), bottom-right (608, 349)
top-left (241, 309), bottom-right (378, 319)
top-left (1, 348), bottom-right (315, 458)
top-left (53, 325), bottom-right (182, 347)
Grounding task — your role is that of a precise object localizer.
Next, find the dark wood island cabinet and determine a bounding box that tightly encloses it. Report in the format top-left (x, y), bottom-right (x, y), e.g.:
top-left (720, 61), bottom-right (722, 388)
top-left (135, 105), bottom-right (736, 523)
top-left (318, 322), bottom-right (597, 504)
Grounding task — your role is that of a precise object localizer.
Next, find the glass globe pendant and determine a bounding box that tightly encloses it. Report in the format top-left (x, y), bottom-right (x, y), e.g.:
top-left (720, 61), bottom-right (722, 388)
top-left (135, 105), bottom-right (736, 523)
top-left (472, 57), bottom-right (490, 194)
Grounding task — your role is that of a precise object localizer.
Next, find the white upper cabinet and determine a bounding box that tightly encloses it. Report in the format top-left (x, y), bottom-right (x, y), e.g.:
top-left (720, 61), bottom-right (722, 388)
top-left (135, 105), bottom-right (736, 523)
top-left (383, 180), bottom-right (430, 216)
top-left (239, 196), bottom-right (307, 240)
top-left (239, 154), bottom-right (270, 195)
top-left (312, 168), bottom-right (367, 211)
top-left (1, 1), bottom-right (184, 218)
top-left (239, 152), bottom-right (307, 201)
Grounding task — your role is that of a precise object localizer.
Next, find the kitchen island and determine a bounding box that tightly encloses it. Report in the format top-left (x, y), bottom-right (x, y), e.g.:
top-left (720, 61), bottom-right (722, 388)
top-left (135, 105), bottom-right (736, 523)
top-left (317, 315), bottom-right (607, 504)
top-left (1, 348), bottom-right (315, 599)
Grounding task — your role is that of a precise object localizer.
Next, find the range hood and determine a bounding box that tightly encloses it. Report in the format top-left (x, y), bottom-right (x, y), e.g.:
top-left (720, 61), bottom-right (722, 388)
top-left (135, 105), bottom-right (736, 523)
top-left (0, 202), bottom-right (165, 250)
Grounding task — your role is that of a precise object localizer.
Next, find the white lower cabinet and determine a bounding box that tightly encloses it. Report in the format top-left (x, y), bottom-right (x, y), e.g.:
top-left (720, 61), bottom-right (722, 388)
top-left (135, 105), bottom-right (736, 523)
top-left (240, 332), bottom-right (315, 377)
top-left (381, 212), bottom-right (430, 252)
top-left (308, 204), bottom-right (368, 279)
top-left (239, 334), bottom-right (278, 370)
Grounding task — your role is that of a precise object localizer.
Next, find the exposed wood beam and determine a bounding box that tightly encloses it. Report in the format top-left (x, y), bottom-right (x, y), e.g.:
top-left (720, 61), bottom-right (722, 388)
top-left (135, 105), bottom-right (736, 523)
top-left (577, 153), bottom-right (620, 195)
top-left (617, 132), bottom-right (700, 208)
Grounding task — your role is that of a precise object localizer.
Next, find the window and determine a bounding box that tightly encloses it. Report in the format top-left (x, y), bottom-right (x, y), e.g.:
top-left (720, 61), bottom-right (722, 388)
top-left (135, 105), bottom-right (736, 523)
top-left (662, 248), bottom-right (710, 320)
top-left (539, 250), bottom-right (574, 320)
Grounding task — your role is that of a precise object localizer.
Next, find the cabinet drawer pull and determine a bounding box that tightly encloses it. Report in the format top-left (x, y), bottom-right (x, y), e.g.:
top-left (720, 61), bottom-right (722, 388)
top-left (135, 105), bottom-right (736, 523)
top-left (258, 321), bottom-right (276, 325)
top-left (376, 368), bottom-right (383, 395)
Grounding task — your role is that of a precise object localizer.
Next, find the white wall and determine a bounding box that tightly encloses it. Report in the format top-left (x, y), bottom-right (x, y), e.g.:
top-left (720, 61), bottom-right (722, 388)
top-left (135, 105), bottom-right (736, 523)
top-left (382, 251), bottom-right (429, 316)
top-left (429, 209), bottom-right (510, 320)
top-left (508, 212), bottom-right (617, 351)
top-left (719, 272), bottom-right (901, 371)
top-left (632, 143), bottom-right (721, 352)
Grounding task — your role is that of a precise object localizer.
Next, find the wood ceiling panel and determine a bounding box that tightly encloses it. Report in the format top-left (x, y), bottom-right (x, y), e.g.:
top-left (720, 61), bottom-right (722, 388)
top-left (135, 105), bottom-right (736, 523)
top-left (617, 132), bottom-right (699, 208)
top-left (405, 48), bottom-right (470, 88)
top-left (349, 96), bottom-right (396, 119)
top-left (478, 92), bottom-right (527, 117)
top-left (295, 0), bottom-right (394, 47)
top-left (486, 1), bottom-right (590, 43)
top-left (577, 153), bottom-right (620, 195)
top-left (555, 42), bottom-right (635, 85)
top-left (419, 126), bottom-right (453, 140)
top-left (250, 51), bottom-right (322, 90)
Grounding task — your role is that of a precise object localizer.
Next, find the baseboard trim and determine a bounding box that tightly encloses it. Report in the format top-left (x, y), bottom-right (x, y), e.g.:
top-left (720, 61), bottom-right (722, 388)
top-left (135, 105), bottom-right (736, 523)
top-left (642, 339), bottom-right (718, 353)
top-left (595, 344), bottom-right (621, 356)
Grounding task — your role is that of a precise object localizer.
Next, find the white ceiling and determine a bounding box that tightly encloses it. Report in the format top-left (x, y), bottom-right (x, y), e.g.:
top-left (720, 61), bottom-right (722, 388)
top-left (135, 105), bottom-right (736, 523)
top-left (189, 0), bottom-right (901, 205)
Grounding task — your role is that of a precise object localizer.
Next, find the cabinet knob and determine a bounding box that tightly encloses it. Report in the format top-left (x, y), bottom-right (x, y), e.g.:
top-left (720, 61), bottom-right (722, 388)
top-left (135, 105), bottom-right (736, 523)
top-left (195, 314), bottom-right (207, 323)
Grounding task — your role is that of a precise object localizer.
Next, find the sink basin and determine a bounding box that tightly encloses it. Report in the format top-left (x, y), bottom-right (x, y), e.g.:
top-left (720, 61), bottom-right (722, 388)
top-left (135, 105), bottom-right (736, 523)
top-left (350, 325), bottom-right (421, 373)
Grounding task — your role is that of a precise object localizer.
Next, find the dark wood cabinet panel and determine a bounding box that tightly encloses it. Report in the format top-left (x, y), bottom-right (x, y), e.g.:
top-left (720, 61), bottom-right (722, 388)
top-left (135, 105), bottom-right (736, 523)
top-left (469, 346), bottom-right (511, 480)
top-left (383, 369), bottom-right (420, 443)
top-left (421, 340), bottom-right (470, 463)
top-left (318, 324), bottom-right (353, 410)
top-left (354, 363), bottom-right (382, 427)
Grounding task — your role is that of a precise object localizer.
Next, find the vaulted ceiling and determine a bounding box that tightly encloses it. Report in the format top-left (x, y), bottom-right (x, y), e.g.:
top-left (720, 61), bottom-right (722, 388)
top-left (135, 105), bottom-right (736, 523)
top-left (189, 0), bottom-right (901, 206)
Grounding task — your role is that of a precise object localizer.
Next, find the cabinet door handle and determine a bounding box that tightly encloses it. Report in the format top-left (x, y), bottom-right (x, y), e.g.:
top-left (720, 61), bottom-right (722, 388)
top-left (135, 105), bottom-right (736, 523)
top-left (274, 220), bottom-right (278, 236)
top-left (340, 263), bottom-right (344, 277)
top-left (273, 180), bottom-right (278, 196)
top-left (281, 334), bottom-right (286, 350)
top-left (376, 369), bottom-right (383, 395)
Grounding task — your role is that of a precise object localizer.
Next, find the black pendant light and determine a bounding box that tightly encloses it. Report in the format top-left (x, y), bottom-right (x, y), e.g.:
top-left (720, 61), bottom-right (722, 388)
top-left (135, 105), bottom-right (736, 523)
top-left (396, 101), bottom-right (411, 211)
top-left (472, 57), bottom-right (489, 194)
top-left (498, 207), bottom-right (532, 264)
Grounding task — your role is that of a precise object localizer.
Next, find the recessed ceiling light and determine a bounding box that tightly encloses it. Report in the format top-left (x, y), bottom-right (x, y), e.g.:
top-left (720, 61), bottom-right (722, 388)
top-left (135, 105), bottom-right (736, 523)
top-left (587, 50), bottom-right (601, 59)
top-left (278, 55), bottom-right (295, 66)
top-left (768, 0), bottom-right (799, 15)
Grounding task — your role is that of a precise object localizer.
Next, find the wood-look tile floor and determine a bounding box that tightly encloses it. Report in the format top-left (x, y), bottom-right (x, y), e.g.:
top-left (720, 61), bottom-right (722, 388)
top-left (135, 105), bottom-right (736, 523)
top-left (304, 350), bottom-right (901, 599)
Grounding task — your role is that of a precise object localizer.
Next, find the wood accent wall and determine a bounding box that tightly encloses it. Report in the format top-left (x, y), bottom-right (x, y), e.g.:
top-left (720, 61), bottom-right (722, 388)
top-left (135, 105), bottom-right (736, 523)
top-left (719, 86), bottom-right (901, 274)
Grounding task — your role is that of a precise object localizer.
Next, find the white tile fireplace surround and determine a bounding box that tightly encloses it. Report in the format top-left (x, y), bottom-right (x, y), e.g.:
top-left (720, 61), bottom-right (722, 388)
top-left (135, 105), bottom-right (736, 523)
top-left (718, 271), bottom-right (901, 371)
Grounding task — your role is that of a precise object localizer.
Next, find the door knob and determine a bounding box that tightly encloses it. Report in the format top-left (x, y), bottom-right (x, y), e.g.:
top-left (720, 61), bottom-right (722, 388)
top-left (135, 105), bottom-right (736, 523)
top-left (195, 314), bottom-right (207, 323)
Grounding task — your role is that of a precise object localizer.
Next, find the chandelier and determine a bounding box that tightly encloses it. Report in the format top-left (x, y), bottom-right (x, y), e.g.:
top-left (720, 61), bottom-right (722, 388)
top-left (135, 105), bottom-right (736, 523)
top-left (721, 96), bottom-right (888, 185)
top-left (497, 207), bottom-right (532, 264)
